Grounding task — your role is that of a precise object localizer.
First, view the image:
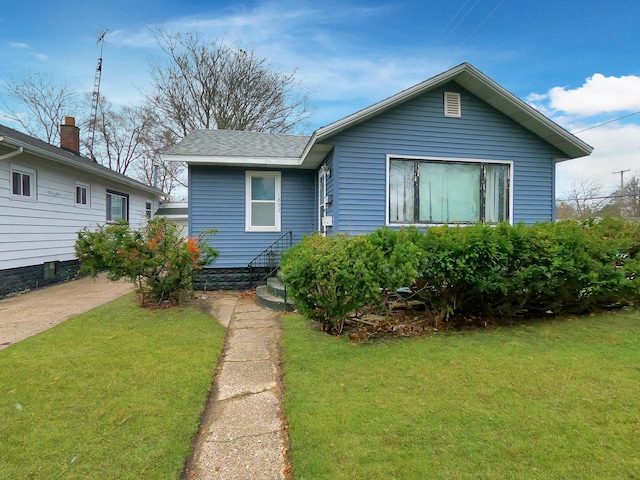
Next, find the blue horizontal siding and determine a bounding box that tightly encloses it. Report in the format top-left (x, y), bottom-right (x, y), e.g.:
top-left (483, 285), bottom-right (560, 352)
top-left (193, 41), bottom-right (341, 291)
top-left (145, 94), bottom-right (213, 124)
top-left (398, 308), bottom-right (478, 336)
top-left (190, 166), bottom-right (315, 268)
top-left (326, 82), bottom-right (563, 231)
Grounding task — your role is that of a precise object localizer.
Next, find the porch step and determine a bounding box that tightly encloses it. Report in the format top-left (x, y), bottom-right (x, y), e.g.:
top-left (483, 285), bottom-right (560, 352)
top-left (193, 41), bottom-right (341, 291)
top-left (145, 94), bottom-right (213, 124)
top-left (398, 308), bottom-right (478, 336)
top-left (256, 277), bottom-right (295, 312)
top-left (266, 276), bottom-right (287, 298)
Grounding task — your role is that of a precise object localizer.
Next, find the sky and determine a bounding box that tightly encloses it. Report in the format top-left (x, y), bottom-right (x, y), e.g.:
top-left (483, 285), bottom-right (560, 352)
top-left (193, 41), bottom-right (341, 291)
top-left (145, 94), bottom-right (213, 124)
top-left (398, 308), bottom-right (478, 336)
top-left (1, 0), bottom-right (639, 200)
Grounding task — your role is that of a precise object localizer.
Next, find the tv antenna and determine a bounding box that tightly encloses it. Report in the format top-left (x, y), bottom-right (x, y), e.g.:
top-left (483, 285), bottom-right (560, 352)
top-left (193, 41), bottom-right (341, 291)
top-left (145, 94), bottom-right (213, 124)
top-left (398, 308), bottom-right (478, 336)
top-left (89, 29), bottom-right (108, 159)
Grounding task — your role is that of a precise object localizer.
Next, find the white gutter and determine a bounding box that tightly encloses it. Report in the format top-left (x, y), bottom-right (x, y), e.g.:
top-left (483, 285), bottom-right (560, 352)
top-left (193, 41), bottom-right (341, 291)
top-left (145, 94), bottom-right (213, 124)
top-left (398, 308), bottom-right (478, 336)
top-left (163, 154), bottom-right (302, 167)
top-left (0, 139), bottom-right (24, 161)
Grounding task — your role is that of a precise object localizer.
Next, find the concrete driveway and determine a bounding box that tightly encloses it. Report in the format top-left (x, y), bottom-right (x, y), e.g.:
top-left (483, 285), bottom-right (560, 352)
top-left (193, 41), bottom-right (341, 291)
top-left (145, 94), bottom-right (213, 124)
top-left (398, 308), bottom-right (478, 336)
top-left (0, 274), bottom-right (134, 350)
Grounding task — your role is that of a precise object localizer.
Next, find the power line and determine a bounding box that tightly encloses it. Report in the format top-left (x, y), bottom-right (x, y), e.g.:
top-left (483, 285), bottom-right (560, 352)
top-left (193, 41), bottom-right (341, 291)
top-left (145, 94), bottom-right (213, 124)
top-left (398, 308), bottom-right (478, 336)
top-left (460, 0), bottom-right (507, 47)
top-left (572, 111), bottom-right (640, 134)
top-left (434, 0), bottom-right (471, 43)
top-left (558, 193), bottom-right (637, 202)
top-left (443, 0), bottom-right (482, 43)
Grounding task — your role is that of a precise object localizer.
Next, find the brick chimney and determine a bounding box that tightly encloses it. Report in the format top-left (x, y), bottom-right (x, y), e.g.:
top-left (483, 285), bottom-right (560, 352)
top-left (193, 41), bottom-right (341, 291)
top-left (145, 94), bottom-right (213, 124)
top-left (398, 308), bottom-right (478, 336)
top-left (60, 116), bottom-right (80, 154)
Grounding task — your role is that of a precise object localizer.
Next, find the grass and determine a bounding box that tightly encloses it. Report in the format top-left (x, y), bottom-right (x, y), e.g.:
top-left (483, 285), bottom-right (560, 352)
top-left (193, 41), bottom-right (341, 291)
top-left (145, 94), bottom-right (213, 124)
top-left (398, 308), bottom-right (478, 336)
top-left (0, 294), bottom-right (226, 479)
top-left (282, 310), bottom-right (640, 479)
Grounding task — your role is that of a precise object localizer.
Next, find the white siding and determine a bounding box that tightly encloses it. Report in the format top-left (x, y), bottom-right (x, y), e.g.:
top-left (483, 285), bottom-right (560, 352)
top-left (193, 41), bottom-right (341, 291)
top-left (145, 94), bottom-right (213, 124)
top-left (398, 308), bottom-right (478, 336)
top-left (0, 151), bottom-right (159, 270)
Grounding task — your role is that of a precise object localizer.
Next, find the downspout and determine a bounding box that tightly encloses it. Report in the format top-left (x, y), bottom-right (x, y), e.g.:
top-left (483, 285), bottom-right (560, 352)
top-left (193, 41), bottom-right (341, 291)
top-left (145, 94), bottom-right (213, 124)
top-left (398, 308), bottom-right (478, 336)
top-left (0, 139), bottom-right (24, 161)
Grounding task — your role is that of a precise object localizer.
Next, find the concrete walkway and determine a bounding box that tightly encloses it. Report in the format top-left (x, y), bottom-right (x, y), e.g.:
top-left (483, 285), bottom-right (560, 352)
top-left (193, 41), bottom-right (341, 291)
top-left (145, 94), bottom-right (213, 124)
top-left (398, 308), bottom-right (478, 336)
top-left (0, 280), bottom-right (289, 478)
top-left (0, 274), bottom-right (133, 350)
top-left (186, 292), bottom-right (288, 479)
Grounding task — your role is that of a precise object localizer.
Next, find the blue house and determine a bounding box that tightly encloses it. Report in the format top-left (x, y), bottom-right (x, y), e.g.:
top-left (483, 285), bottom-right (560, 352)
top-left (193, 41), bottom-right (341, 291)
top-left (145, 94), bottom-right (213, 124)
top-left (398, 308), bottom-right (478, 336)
top-left (164, 63), bottom-right (592, 289)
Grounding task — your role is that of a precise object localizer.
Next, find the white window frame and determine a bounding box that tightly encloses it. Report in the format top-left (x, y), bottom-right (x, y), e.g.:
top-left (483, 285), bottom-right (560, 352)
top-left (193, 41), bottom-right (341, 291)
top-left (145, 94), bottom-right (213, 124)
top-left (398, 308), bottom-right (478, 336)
top-left (245, 171), bottom-right (281, 232)
top-left (75, 182), bottom-right (90, 207)
top-left (145, 200), bottom-right (154, 219)
top-left (10, 164), bottom-right (36, 201)
top-left (385, 155), bottom-right (513, 226)
top-left (106, 190), bottom-right (129, 223)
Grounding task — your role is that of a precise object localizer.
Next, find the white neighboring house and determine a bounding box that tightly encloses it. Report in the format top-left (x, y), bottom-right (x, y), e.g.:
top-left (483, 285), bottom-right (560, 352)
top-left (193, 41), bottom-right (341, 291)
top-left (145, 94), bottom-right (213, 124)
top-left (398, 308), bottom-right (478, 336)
top-left (0, 117), bottom-right (164, 297)
top-left (155, 201), bottom-right (188, 239)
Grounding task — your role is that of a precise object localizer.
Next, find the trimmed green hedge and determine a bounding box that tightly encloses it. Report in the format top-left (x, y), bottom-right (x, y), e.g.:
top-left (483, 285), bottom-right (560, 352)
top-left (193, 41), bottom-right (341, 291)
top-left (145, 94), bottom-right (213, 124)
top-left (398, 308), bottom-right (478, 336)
top-left (281, 219), bottom-right (640, 328)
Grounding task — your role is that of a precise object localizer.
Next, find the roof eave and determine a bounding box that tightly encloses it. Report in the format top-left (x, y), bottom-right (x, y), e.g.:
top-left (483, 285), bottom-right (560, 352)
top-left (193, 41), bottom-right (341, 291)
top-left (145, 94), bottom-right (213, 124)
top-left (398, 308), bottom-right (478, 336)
top-left (454, 65), bottom-right (594, 159)
top-left (1, 136), bottom-right (164, 196)
top-left (163, 153), bottom-right (308, 168)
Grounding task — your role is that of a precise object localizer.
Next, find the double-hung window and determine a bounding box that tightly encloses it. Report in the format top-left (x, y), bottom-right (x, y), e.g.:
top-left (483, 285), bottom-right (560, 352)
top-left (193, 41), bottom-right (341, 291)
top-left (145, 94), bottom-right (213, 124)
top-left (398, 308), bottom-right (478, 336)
top-left (106, 190), bottom-right (129, 222)
top-left (75, 182), bottom-right (90, 206)
top-left (10, 165), bottom-right (36, 200)
top-left (246, 171), bottom-right (281, 232)
top-left (388, 157), bottom-right (510, 225)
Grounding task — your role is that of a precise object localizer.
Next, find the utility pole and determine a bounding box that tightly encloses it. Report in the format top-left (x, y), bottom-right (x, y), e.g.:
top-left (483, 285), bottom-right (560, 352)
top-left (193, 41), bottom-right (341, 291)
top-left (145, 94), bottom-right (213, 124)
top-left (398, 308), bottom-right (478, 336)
top-left (613, 169), bottom-right (630, 188)
top-left (89, 29), bottom-right (108, 160)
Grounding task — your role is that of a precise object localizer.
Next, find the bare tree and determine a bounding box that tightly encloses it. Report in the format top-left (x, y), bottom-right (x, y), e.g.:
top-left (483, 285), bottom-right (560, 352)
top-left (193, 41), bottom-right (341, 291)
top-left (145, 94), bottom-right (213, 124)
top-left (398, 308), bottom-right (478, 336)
top-left (613, 172), bottom-right (640, 219)
top-left (555, 199), bottom-right (576, 220)
top-left (83, 96), bottom-right (153, 176)
top-left (144, 30), bottom-right (311, 140)
top-left (566, 177), bottom-right (611, 220)
top-left (1, 72), bottom-right (80, 144)
top-left (1, 73), bottom-right (180, 195)
top-left (133, 114), bottom-right (187, 196)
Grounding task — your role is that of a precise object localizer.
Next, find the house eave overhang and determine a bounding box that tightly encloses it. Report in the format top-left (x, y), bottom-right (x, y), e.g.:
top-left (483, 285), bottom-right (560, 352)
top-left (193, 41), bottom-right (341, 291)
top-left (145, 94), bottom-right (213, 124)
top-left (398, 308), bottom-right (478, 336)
top-left (0, 135), bottom-right (164, 196)
top-left (298, 63), bottom-right (593, 164)
top-left (164, 153), bottom-right (317, 169)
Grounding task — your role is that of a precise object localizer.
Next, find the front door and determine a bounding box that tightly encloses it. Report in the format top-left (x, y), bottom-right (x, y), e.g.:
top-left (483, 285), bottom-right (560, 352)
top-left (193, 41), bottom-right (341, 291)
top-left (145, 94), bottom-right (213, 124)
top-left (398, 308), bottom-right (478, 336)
top-left (318, 168), bottom-right (327, 235)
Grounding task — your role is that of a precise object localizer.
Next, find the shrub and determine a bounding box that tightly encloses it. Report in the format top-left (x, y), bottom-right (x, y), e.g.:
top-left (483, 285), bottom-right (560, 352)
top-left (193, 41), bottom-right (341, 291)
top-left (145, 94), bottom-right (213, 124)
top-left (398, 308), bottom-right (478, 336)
top-left (75, 218), bottom-right (218, 306)
top-left (281, 234), bottom-right (383, 331)
top-left (281, 220), bottom-right (640, 332)
top-left (415, 224), bottom-right (512, 318)
top-left (366, 227), bottom-right (425, 293)
top-left (580, 217), bottom-right (640, 305)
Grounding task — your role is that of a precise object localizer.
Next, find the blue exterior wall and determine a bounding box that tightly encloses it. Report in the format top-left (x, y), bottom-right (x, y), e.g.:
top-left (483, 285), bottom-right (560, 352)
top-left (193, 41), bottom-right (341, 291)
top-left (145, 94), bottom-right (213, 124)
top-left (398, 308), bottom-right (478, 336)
top-left (325, 82), bottom-right (564, 233)
top-left (189, 165), bottom-right (316, 268)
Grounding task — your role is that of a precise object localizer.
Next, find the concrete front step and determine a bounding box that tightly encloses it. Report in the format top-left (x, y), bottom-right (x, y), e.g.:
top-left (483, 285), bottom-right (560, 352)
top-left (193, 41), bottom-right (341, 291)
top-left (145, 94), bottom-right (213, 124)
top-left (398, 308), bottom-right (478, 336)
top-left (256, 284), bottom-right (295, 312)
top-left (266, 276), bottom-right (289, 298)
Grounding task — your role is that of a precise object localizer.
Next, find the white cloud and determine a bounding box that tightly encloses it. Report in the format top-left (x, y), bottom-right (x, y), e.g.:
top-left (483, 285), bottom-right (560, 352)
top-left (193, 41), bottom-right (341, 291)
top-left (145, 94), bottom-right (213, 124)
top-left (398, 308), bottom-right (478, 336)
top-left (103, 0), bottom-right (453, 128)
top-left (529, 73), bottom-right (640, 117)
top-left (6, 41), bottom-right (48, 61)
top-left (556, 124), bottom-right (640, 197)
top-left (528, 73), bottom-right (640, 200)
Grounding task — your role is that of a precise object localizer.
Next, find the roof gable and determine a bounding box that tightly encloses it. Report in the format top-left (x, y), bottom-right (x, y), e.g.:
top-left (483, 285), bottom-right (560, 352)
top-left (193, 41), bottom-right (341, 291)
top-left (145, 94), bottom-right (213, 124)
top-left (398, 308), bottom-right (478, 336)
top-left (164, 63), bottom-right (592, 167)
top-left (304, 63), bottom-right (592, 162)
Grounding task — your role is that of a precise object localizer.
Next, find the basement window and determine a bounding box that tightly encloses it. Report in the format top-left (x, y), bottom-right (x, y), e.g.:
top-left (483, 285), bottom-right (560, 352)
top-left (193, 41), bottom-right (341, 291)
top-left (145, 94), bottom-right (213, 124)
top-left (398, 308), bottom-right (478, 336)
top-left (44, 261), bottom-right (57, 281)
top-left (444, 92), bottom-right (461, 118)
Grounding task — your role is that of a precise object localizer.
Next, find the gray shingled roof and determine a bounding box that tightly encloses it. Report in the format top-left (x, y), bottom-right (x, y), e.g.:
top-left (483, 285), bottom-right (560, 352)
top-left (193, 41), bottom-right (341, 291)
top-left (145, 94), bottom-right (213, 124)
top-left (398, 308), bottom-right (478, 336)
top-left (163, 63), bottom-right (592, 166)
top-left (0, 123), bottom-right (163, 195)
top-left (164, 129), bottom-right (310, 158)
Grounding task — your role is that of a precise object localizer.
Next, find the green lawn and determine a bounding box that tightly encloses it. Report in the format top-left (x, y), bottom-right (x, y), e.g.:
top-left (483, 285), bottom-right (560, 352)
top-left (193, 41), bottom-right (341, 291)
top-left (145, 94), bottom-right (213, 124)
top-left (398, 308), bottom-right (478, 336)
top-left (0, 295), bottom-right (226, 479)
top-left (282, 310), bottom-right (640, 479)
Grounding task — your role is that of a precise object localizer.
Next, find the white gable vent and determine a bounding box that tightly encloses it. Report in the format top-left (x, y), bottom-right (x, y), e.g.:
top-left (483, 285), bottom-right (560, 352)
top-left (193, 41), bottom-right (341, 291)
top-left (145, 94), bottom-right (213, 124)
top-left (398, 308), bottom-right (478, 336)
top-left (444, 92), bottom-right (461, 118)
